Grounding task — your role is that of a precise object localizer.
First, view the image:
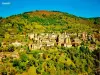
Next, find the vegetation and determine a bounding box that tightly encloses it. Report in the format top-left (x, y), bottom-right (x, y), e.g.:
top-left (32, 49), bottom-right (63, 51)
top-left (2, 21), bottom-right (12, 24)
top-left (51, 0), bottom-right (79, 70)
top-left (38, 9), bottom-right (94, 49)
top-left (0, 10), bottom-right (100, 35)
top-left (0, 10), bottom-right (100, 75)
top-left (0, 46), bottom-right (99, 75)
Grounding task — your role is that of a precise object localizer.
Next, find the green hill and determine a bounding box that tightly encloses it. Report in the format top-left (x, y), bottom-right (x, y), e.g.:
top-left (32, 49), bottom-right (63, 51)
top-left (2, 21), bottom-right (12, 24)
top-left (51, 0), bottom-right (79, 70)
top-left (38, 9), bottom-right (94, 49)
top-left (0, 10), bottom-right (100, 37)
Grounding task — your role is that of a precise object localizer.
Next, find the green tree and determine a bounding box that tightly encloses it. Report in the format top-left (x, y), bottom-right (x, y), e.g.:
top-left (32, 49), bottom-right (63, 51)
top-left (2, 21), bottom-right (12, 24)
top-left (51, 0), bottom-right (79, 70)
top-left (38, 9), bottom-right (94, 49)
top-left (20, 53), bottom-right (28, 62)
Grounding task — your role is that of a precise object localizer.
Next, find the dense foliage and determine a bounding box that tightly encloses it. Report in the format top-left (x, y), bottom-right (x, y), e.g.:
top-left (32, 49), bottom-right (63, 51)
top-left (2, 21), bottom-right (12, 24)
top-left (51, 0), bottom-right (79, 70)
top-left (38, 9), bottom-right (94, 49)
top-left (1, 46), bottom-right (99, 75)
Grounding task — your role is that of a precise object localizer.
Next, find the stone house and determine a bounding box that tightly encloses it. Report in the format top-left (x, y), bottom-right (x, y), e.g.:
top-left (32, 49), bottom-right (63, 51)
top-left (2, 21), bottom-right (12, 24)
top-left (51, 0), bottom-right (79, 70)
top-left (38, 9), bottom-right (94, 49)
top-left (65, 35), bottom-right (72, 48)
top-left (82, 32), bottom-right (87, 41)
top-left (28, 42), bottom-right (42, 50)
top-left (28, 33), bottom-right (35, 40)
top-left (11, 52), bottom-right (19, 59)
top-left (12, 41), bottom-right (22, 47)
top-left (72, 38), bottom-right (81, 46)
top-left (1, 42), bottom-right (7, 48)
top-left (89, 44), bottom-right (96, 51)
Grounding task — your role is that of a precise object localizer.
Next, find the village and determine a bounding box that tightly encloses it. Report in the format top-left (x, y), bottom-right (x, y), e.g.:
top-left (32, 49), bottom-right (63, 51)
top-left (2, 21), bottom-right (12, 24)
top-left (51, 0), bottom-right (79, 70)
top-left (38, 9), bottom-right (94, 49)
top-left (0, 31), bottom-right (100, 75)
top-left (27, 32), bottom-right (98, 50)
top-left (0, 31), bottom-right (99, 62)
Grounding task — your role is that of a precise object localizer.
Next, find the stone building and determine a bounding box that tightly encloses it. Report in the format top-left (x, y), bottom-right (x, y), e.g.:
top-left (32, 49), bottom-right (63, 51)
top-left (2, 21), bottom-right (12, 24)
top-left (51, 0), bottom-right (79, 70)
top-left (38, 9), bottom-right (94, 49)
top-left (12, 41), bottom-right (22, 47)
top-left (82, 32), bottom-right (87, 41)
top-left (65, 35), bottom-right (72, 48)
top-left (72, 38), bottom-right (81, 46)
top-left (28, 33), bottom-right (35, 40)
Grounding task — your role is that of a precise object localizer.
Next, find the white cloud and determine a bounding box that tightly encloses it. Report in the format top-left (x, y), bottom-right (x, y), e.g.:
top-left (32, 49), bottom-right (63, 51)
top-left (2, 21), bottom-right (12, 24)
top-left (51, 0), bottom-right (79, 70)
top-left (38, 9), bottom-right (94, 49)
top-left (2, 2), bottom-right (11, 5)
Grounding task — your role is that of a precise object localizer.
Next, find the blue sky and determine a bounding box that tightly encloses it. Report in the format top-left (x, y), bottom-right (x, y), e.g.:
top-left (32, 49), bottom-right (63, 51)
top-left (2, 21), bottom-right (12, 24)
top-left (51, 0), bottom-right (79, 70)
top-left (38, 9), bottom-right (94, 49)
top-left (0, 0), bottom-right (100, 18)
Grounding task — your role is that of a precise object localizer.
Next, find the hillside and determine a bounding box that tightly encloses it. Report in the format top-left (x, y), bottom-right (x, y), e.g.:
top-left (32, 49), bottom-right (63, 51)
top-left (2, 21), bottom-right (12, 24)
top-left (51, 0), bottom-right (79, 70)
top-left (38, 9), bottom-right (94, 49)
top-left (0, 10), bottom-right (100, 75)
top-left (0, 10), bottom-right (100, 37)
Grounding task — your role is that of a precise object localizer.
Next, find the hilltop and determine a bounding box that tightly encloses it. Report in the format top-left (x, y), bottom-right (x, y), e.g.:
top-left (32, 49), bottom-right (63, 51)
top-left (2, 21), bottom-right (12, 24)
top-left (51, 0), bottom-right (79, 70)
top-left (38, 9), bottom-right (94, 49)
top-left (0, 10), bottom-right (100, 37)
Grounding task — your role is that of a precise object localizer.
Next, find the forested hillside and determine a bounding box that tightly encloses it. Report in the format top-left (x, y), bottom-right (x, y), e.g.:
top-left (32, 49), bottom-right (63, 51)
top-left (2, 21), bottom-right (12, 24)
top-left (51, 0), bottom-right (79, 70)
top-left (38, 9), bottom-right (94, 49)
top-left (0, 10), bottom-right (100, 37)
